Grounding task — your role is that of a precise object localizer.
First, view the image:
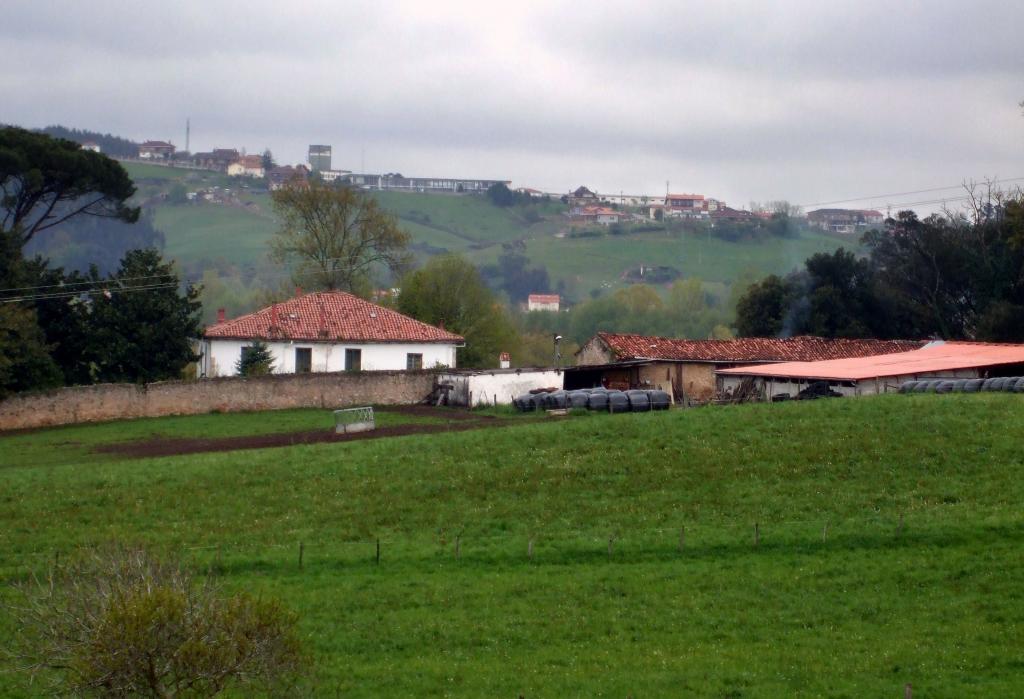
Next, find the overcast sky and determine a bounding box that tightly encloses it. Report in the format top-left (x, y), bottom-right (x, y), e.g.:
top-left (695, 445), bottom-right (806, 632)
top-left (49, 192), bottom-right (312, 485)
top-left (3, 1), bottom-right (1023, 212)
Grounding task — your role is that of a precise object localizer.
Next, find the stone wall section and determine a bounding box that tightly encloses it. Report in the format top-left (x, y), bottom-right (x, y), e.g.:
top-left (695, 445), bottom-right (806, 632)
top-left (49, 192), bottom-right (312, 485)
top-left (0, 371), bottom-right (437, 431)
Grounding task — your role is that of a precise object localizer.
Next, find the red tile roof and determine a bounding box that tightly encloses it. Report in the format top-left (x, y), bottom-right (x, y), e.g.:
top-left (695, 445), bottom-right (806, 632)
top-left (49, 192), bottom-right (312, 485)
top-left (204, 291), bottom-right (464, 344)
top-left (593, 332), bottom-right (925, 363)
top-left (528, 294), bottom-right (560, 304)
top-left (716, 341), bottom-right (1024, 381)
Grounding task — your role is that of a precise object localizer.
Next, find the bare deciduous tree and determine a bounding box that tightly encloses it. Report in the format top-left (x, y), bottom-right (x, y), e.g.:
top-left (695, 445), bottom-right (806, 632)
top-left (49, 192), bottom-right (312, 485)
top-left (270, 182), bottom-right (411, 293)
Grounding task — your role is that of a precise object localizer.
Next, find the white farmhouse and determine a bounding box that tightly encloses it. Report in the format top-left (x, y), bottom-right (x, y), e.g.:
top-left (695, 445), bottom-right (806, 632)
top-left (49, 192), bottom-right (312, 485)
top-left (198, 291), bottom-right (464, 377)
top-left (527, 294), bottom-right (560, 312)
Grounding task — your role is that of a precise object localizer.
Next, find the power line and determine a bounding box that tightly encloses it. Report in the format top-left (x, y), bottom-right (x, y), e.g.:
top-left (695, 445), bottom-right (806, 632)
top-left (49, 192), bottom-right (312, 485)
top-left (0, 281), bottom-right (185, 304)
top-left (799, 177), bottom-right (1024, 209)
top-left (0, 272), bottom-right (178, 295)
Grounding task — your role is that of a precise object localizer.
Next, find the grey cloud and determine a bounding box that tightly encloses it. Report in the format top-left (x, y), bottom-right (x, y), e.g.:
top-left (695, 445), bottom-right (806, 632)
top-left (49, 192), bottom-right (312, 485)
top-left (536, 1), bottom-right (1024, 80)
top-left (2, 0), bottom-right (1022, 211)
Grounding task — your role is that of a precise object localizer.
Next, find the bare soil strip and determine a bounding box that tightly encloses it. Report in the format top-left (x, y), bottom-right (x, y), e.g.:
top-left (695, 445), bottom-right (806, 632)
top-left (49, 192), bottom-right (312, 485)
top-left (96, 407), bottom-right (506, 459)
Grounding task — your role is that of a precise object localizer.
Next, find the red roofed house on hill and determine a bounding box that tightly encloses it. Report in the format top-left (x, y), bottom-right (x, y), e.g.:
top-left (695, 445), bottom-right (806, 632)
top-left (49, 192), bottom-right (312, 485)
top-left (527, 294), bottom-right (560, 312)
top-left (198, 291), bottom-right (464, 377)
top-left (568, 331), bottom-right (925, 403)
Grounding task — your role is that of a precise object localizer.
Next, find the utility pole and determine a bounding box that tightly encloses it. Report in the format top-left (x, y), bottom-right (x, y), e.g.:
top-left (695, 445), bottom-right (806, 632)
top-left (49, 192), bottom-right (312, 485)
top-left (185, 118), bottom-right (190, 153)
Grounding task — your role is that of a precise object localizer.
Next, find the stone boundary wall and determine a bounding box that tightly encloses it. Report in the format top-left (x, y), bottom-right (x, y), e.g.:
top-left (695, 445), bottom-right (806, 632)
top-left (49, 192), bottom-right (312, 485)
top-left (0, 370), bottom-right (438, 432)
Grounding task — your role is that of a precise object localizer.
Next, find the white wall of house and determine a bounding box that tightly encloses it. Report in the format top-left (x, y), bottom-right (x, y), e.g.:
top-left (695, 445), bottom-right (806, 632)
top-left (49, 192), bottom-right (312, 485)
top-left (437, 369), bottom-right (564, 406)
top-left (199, 339), bottom-right (458, 377)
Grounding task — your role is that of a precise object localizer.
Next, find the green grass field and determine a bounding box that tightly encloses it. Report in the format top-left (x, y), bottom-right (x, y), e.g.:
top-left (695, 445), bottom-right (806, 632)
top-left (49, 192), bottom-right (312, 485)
top-left (2, 395), bottom-right (1022, 696)
top-left (153, 203), bottom-right (279, 266)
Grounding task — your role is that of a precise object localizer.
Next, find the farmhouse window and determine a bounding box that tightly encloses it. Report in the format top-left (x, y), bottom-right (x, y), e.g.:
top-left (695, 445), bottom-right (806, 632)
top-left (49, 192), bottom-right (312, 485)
top-left (345, 349), bottom-right (362, 371)
top-left (406, 353), bottom-right (423, 370)
top-left (295, 347), bottom-right (312, 373)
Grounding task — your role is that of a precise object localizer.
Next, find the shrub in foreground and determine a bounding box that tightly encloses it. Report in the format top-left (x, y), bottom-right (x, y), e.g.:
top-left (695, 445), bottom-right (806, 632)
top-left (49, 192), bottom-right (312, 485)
top-left (7, 545), bottom-right (305, 697)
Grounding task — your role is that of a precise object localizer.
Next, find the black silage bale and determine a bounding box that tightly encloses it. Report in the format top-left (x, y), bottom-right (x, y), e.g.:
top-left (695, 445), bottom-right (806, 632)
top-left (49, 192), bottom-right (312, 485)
top-left (625, 390), bottom-right (651, 412)
top-left (647, 390), bottom-right (672, 410)
top-left (607, 391), bottom-right (629, 413)
top-left (962, 379), bottom-right (983, 393)
top-left (567, 391), bottom-right (589, 409)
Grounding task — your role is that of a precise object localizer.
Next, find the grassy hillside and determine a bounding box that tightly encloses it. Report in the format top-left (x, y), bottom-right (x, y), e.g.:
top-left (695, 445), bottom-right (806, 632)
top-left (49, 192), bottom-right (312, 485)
top-left (2, 395), bottom-right (1022, 696)
top-left (120, 162), bottom-right (847, 297)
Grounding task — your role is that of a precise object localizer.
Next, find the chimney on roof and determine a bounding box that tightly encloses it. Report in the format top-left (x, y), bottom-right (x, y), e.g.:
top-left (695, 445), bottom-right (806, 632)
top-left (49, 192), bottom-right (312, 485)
top-left (295, 286), bottom-right (303, 297)
top-left (216, 308), bottom-right (225, 323)
top-left (438, 319), bottom-right (445, 330)
top-left (499, 352), bottom-right (511, 369)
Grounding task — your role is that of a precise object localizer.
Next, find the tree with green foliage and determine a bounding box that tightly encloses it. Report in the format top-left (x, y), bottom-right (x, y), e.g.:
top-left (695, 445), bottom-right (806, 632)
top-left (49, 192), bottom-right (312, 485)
top-left (167, 182), bottom-right (188, 205)
top-left (236, 340), bottom-right (275, 376)
top-left (0, 126), bottom-right (139, 245)
top-left (0, 304), bottom-right (62, 398)
top-left (735, 274), bottom-right (789, 337)
top-left (398, 255), bottom-right (518, 368)
top-left (270, 182), bottom-right (411, 293)
top-left (85, 249), bottom-right (202, 383)
top-left (9, 545), bottom-right (304, 698)
top-left (261, 148), bottom-right (275, 171)
top-left (485, 182), bottom-right (520, 207)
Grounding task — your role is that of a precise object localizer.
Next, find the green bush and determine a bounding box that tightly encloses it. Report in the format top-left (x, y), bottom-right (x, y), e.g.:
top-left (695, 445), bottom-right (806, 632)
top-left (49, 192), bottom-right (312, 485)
top-left (8, 545), bottom-right (304, 697)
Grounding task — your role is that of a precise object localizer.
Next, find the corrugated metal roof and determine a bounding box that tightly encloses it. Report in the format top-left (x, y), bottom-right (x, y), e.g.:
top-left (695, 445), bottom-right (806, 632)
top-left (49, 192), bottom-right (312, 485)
top-left (594, 332), bottom-right (924, 363)
top-left (204, 291), bottom-right (464, 344)
top-left (715, 341), bottom-right (1024, 381)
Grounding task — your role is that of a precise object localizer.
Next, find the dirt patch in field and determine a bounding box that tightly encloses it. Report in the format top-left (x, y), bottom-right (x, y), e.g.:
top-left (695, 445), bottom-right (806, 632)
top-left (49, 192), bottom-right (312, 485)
top-left (96, 407), bottom-right (508, 459)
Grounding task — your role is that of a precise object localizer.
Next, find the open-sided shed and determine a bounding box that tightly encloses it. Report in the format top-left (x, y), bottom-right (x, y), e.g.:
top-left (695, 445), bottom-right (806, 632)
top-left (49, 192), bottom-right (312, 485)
top-left (715, 341), bottom-right (1024, 399)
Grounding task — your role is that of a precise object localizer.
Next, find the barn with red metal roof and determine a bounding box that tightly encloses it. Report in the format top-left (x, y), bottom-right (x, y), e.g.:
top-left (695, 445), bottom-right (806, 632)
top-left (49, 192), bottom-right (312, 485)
top-left (715, 341), bottom-right (1024, 398)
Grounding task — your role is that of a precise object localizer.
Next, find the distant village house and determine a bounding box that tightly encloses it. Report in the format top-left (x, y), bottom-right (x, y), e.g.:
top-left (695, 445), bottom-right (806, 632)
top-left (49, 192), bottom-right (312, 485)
top-left (527, 294), bottom-right (560, 312)
top-left (807, 208), bottom-right (885, 234)
top-left (138, 140), bottom-right (175, 159)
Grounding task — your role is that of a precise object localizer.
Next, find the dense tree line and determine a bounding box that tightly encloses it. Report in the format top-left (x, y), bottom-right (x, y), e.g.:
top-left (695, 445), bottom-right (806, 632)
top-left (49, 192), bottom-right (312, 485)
top-left (735, 200), bottom-right (1024, 341)
top-left (485, 182), bottom-right (536, 208)
top-left (1, 128), bottom-right (201, 397)
top-left (37, 124), bottom-right (140, 158)
top-left (479, 243), bottom-right (553, 303)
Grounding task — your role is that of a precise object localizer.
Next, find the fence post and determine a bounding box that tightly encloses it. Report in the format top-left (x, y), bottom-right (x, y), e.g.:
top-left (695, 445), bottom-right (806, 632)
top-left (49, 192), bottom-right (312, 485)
top-left (754, 522), bottom-right (760, 547)
top-left (822, 522), bottom-right (828, 542)
top-left (528, 538), bottom-right (534, 562)
top-left (607, 536), bottom-right (614, 559)
top-left (904, 682), bottom-right (912, 699)
top-left (299, 541), bottom-right (304, 570)
top-left (455, 535), bottom-right (461, 560)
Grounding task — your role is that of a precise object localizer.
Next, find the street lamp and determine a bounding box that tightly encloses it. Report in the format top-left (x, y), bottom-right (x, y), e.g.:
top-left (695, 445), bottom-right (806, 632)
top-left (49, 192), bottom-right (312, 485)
top-left (553, 334), bottom-right (563, 370)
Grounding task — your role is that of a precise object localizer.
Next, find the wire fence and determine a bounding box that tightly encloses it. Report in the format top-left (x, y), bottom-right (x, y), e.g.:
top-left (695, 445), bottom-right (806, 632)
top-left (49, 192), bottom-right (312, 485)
top-left (4, 512), bottom-right (1017, 580)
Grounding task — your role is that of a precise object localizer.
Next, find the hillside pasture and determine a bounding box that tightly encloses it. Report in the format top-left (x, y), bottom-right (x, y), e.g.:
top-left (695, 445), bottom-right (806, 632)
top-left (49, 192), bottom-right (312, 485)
top-left (1, 395), bottom-right (1022, 696)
